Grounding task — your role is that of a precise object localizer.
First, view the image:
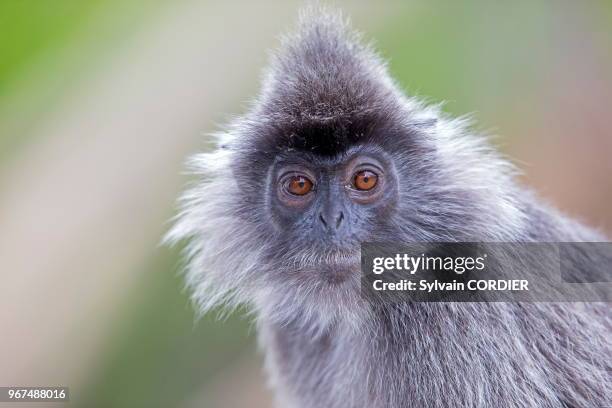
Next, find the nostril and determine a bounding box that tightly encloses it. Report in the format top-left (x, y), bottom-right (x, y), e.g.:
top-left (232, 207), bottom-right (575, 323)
top-left (319, 213), bottom-right (328, 227)
top-left (335, 212), bottom-right (344, 229)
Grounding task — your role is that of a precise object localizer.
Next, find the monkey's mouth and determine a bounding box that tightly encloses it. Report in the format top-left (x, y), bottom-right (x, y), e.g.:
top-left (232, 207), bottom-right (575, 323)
top-left (277, 248), bottom-right (361, 285)
top-left (308, 250), bottom-right (361, 285)
top-left (317, 261), bottom-right (360, 285)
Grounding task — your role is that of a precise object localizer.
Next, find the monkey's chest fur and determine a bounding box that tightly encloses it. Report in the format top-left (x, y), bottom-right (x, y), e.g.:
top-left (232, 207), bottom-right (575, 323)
top-left (259, 302), bottom-right (610, 408)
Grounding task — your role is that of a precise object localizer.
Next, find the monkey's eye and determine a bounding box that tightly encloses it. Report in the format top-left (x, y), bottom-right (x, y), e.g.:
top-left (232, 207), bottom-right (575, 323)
top-left (285, 175), bottom-right (314, 196)
top-left (353, 170), bottom-right (378, 191)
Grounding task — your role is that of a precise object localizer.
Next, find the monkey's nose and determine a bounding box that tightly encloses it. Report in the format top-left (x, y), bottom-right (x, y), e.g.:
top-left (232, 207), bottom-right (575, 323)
top-left (319, 211), bottom-right (344, 230)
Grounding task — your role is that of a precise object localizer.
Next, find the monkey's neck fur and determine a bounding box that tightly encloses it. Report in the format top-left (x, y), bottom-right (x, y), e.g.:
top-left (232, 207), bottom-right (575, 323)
top-left (167, 8), bottom-right (611, 408)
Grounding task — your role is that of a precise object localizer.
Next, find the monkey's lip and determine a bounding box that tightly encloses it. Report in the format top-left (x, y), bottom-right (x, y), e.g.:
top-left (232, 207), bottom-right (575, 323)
top-left (282, 250), bottom-right (361, 283)
top-left (310, 249), bottom-right (361, 266)
top-left (307, 256), bottom-right (360, 270)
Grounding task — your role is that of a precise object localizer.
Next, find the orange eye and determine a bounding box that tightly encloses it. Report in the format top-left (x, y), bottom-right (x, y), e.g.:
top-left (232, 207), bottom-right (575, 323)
top-left (286, 175), bottom-right (313, 196)
top-left (353, 170), bottom-right (378, 191)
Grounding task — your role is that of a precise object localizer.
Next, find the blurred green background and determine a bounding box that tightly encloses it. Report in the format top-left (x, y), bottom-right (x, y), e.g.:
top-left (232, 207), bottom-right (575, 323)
top-left (0, 1), bottom-right (610, 407)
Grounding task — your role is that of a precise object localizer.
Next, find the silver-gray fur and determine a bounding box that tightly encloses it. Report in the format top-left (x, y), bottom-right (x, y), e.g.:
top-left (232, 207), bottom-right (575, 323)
top-left (165, 7), bottom-right (611, 408)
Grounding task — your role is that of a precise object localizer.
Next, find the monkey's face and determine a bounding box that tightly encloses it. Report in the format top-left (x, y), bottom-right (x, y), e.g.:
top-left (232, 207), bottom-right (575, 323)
top-left (224, 139), bottom-right (405, 327)
top-left (249, 142), bottom-right (400, 292)
top-left (269, 144), bottom-right (398, 250)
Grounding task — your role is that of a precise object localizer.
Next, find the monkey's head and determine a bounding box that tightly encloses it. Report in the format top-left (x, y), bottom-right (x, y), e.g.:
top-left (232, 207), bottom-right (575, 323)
top-left (167, 9), bottom-right (525, 330)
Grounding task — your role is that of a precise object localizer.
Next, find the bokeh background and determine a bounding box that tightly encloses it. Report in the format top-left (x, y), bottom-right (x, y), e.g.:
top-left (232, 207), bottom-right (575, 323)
top-left (0, 1), bottom-right (610, 407)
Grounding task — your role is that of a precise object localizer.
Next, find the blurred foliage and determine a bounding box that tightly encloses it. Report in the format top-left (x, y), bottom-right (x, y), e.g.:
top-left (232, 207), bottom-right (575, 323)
top-left (0, 0), bottom-right (166, 159)
top-left (76, 247), bottom-right (254, 408)
top-left (374, 1), bottom-right (550, 120)
top-left (0, 0), bottom-right (108, 95)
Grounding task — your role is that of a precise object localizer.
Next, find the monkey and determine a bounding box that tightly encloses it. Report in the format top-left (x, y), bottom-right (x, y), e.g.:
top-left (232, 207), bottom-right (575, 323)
top-left (165, 7), bottom-right (611, 408)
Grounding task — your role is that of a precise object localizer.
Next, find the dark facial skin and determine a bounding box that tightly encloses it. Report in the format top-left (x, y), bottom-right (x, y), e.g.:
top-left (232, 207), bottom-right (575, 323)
top-left (266, 145), bottom-right (400, 252)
